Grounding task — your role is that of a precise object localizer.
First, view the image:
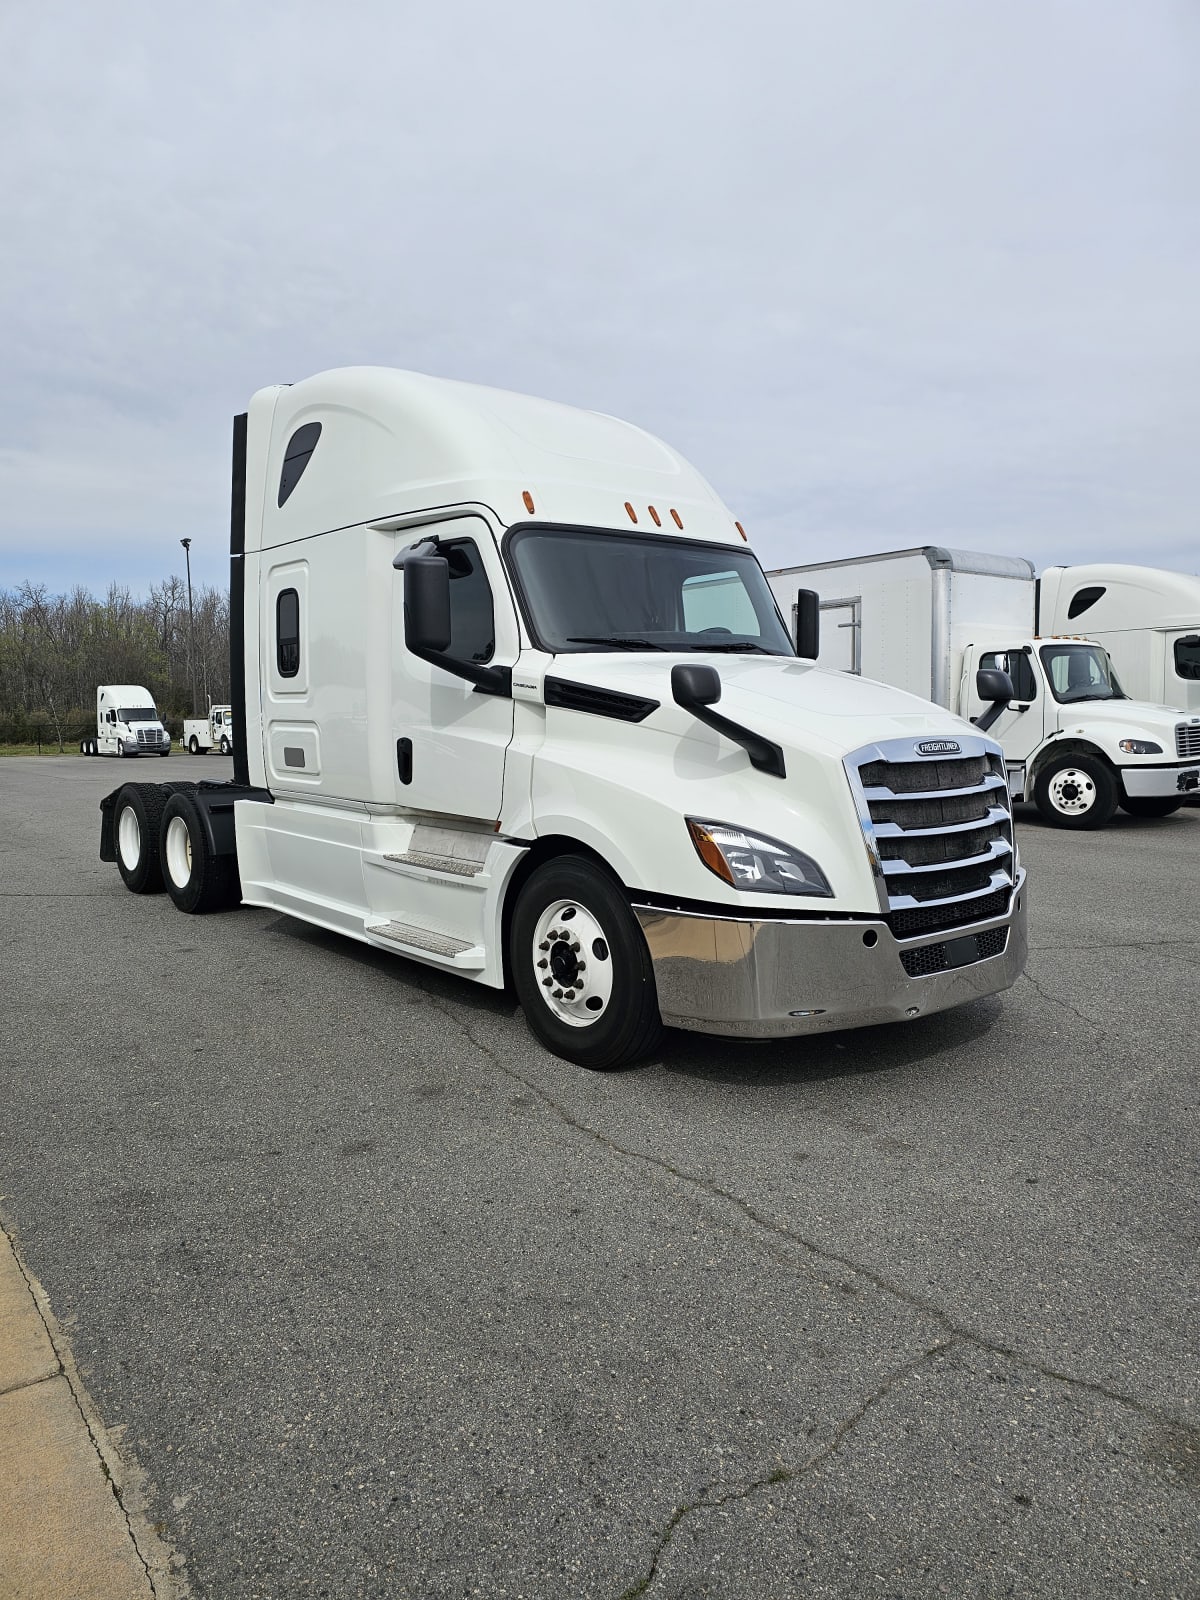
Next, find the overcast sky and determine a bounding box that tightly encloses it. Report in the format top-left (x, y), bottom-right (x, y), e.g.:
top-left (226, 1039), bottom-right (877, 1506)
top-left (2, 0), bottom-right (1197, 597)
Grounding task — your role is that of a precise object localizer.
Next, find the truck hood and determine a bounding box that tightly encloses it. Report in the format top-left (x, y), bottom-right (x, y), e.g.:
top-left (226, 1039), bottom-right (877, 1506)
top-left (548, 652), bottom-right (976, 758)
top-left (1051, 696), bottom-right (1196, 738)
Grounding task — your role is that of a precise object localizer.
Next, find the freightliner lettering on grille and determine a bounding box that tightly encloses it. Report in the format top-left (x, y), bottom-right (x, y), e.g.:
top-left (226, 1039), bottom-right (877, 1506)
top-left (844, 735), bottom-right (1017, 942)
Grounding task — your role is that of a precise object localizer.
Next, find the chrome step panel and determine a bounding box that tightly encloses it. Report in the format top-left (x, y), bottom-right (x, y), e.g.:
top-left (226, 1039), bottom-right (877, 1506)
top-left (364, 919), bottom-right (486, 968)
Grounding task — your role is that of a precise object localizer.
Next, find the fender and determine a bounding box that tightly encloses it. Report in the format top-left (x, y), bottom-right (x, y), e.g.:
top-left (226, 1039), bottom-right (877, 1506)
top-left (1027, 737), bottom-right (1112, 790)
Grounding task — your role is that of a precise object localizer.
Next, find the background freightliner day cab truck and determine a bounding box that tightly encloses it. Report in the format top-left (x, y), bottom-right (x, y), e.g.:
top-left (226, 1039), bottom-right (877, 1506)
top-left (767, 548), bottom-right (1200, 829)
top-left (99, 369), bottom-right (1028, 1069)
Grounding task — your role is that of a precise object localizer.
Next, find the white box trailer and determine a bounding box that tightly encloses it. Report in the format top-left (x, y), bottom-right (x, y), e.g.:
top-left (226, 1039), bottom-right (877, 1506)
top-left (81, 686), bottom-right (171, 758)
top-left (98, 370), bottom-right (1028, 1069)
top-left (1039, 563), bottom-right (1200, 713)
top-left (183, 705), bottom-right (234, 755)
top-left (768, 547), bottom-right (1200, 826)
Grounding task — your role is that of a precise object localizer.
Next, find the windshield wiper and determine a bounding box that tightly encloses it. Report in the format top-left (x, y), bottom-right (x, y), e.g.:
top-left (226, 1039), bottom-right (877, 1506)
top-left (691, 641), bottom-right (776, 654)
top-left (565, 636), bottom-right (670, 651)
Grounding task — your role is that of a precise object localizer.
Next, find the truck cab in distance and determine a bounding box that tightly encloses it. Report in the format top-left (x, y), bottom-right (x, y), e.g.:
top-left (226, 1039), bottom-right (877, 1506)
top-left (100, 371), bottom-right (1028, 1068)
top-left (83, 686), bottom-right (170, 758)
top-left (768, 547), bottom-right (1200, 827)
top-left (183, 705), bottom-right (234, 755)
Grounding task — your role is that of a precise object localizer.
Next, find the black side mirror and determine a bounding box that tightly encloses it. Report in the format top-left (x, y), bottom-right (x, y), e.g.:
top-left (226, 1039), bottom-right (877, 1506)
top-left (671, 663), bottom-right (721, 709)
top-left (974, 667), bottom-right (1015, 733)
top-left (404, 556), bottom-right (452, 654)
top-left (795, 589), bottom-right (820, 660)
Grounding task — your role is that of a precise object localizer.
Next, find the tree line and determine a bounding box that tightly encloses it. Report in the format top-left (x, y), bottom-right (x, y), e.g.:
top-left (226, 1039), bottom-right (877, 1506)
top-left (0, 577), bottom-right (230, 748)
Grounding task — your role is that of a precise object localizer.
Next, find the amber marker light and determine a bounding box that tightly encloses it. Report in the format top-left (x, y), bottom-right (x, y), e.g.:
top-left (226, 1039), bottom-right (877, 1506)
top-left (625, 502), bottom-right (638, 523)
top-left (648, 505), bottom-right (661, 527)
top-left (685, 820), bottom-right (735, 886)
top-left (522, 490), bottom-right (536, 514)
top-left (735, 521), bottom-right (747, 541)
top-left (670, 509), bottom-right (683, 529)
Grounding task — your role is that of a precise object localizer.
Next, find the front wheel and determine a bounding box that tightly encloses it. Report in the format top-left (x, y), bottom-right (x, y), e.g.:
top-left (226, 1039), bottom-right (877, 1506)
top-left (159, 792), bottom-right (240, 913)
top-left (1033, 754), bottom-right (1118, 829)
top-left (219, 736), bottom-right (231, 756)
top-left (1120, 795), bottom-right (1183, 819)
top-left (509, 857), bottom-right (662, 1070)
top-left (115, 785), bottom-right (167, 893)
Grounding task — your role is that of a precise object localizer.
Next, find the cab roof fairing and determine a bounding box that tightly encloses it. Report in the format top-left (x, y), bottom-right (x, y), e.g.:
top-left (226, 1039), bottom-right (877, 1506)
top-left (242, 367), bottom-right (741, 553)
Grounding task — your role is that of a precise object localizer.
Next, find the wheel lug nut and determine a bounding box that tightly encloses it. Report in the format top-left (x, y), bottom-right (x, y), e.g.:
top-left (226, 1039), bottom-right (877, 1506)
top-left (542, 977), bottom-right (553, 987)
top-left (537, 959), bottom-right (548, 969)
top-left (539, 941), bottom-right (549, 951)
top-left (564, 990), bottom-right (575, 1001)
top-left (553, 989), bottom-right (564, 999)
top-left (571, 940), bottom-right (580, 951)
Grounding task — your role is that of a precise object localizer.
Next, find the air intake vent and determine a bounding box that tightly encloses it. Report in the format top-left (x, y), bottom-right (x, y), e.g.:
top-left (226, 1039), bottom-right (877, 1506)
top-left (544, 678), bottom-right (660, 723)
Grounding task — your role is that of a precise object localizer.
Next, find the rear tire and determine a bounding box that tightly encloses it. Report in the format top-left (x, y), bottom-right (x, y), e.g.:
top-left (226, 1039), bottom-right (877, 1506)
top-left (188, 735), bottom-right (200, 755)
top-left (1033, 755), bottom-right (1118, 829)
top-left (1119, 795), bottom-right (1183, 818)
top-left (159, 792), bottom-right (240, 913)
top-left (509, 856), bottom-right (662, 1069)
top-left (115, 785), bottom-right (167, 893)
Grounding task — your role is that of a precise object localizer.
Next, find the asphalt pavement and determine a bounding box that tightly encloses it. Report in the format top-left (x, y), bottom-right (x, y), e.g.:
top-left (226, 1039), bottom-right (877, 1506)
top-left (0, 753), bottom-right (1196, 1598)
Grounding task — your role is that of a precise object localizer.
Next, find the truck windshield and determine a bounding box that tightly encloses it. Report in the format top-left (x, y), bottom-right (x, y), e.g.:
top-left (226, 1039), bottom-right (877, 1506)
top-left (119, 707), bottom-right (160, 722)
top-left (506, 528), bottom-right (794, 655)
top-left (1038, 644), bottom-right (1126, 703)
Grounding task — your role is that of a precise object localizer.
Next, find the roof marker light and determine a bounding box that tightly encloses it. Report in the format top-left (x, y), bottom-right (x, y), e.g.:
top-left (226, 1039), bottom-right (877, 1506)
top-left (522, 490), bottom-right (536, 514)
top-left (648, 505), bottom-right (661, 527)
top-left (625, 502), bottom-right (638, 523)
top-left (735, 521), bottom-right (747, 541)
top-left (670, 509), bottom-right (683, 529)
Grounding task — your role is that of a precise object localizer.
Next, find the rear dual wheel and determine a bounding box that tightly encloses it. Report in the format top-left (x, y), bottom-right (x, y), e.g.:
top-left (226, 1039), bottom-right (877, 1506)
top-left (160, 792), bottom-right (240, 913)
top-left (510, 857), bottom-right (662, 1070)
top-left (115, 785), bottom-right (168, 893)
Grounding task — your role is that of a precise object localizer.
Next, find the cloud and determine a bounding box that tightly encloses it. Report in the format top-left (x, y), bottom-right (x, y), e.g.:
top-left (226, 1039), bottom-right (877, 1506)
top-left (2, 0), bottom-right (1198, 594)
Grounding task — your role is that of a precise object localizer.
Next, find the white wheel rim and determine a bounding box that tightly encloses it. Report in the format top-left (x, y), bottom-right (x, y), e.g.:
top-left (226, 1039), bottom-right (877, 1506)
top-left (1047, 767), bottom-right (1096, 816)
top-left (117, 806), bottom-right (141, 869)
top-left (165, 814), bottom-right (193, 888)
top-left (530, 898), bottom-right (615, 1029)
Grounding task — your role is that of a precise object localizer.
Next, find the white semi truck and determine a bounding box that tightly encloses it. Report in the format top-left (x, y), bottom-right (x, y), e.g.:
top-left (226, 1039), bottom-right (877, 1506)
top-left (768, 548), bottom-right (1200, 828)
top-left (183, 705), bottom-right (235, 755)
top-left (81, 686), bottom-right (171, 757)
top-left (1039, 562), bottom-right (1200, 714)
top-left (99, 369), bottom-right (1027, 1068)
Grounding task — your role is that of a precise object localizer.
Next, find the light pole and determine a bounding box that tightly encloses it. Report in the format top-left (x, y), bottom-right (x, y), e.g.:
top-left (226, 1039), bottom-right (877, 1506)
top-left (180, 538), bottom-right (198, 715)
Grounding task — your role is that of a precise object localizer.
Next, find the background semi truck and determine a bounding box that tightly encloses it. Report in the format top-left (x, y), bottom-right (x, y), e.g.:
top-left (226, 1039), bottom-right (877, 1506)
top-left (1039, 562), bottom-right (1200, 713)
top-left (183, 705), bottom-right (235, 755)
top-left (81, 686), bottom-right (171, 757)
top-left (99, 369), bottom-right (1027, 1068)
top-left (768, 547), bottom-right (1200, 828)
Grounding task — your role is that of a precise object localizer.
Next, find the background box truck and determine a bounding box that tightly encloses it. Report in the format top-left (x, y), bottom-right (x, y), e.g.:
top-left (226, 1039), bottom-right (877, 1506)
top-left (99, 370), bottom-right (1027, 1068)
top-left (768, 547), bottom-right (1200, 827)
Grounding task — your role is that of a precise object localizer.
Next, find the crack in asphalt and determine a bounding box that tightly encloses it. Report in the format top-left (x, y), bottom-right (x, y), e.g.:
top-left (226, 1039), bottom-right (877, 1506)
top-left (423, 991), bottom-right (1195, 1440)
top-left (1019, 969), bottom-right (1104, 1034)
top-left (1029, 938), bottom-right (1200, 953)
top-left (615, 1338), bottom-right (958, 1600)
top-left (2, 1217), bottom-right (168, 1598)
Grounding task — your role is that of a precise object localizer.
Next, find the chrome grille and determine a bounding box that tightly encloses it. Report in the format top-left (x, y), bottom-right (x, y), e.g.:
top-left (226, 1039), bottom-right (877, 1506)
top-left (1176, 722), bottom-right (1200, 760)
top-left (846, 736), bottom-right (1017, 939)
top-left (135, 727), bottom-right (165, 747)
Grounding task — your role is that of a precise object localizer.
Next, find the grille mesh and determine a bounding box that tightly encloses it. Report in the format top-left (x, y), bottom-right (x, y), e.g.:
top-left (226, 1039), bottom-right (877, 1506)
top-left (859, 756), bottom-right (987, 793)
top-left (899, 926), bottom-right (1009, 978)
top-left (1177, 723), bottom-right (1200, 760)
top-left (889, 889), bottom-right (1011, 939)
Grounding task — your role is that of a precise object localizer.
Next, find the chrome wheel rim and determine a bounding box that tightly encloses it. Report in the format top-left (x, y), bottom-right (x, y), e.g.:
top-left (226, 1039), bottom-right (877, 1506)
top-left (530, 899), bottom-right (614, 1028)
top-left (1047, 767), bottom-right (1096, 816)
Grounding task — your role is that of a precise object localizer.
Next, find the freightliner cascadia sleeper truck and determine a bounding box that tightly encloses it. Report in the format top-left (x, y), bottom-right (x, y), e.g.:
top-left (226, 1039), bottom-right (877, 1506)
top-left (100, 369), bottom-right (1028, 1068)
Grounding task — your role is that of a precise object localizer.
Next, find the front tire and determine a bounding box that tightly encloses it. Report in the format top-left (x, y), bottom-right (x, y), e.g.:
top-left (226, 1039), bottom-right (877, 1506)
top-left (509, 857), bottom-right (662, 1069)
top-left (1120, 795), bottom-right (1183, 819)
top-left (115, 785), bottom-right (167, 893)
top-left (159, 792), bottom-right (240, 913)
top-left (219, 736), bottom-right (231, 756)
top-left (1033, 755), bottom-right (1118, 829)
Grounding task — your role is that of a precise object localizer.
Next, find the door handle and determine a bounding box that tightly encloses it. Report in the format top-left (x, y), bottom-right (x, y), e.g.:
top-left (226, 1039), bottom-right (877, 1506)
top-left (396, 738), bottom-right (413, 784)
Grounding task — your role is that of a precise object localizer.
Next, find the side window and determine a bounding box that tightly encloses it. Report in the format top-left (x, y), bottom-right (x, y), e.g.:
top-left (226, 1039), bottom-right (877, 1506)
top-left (277, 588), bottom-right (300, 678)
top-left (278, 422), bottom-right (322, 508)
top-left (442, 540), bottom-right (495, 665)
top-left (1067, 585), bottom-right (1105, 620)
top-left (980, 650), bottom-right (1037, 701)
top-left (1174, 635), bottom-right (1200, 681)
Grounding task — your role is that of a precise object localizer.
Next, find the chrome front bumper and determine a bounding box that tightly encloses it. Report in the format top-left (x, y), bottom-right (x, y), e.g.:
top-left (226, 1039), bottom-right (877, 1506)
top-left (1121, 763), bottom-right (1200, 799)
top-left (633, 872), bottom-right (1028, 1039)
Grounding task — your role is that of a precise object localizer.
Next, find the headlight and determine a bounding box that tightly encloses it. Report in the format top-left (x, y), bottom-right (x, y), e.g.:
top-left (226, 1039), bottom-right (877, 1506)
top-left (686, 818), bottom-right (832, 897)
top-left (1118, 738), bottom-right (1162, 755)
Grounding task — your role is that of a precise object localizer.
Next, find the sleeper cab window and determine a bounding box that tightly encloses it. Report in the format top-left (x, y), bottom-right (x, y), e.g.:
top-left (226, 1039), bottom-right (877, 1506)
top-left (277, 422), bottom-right (322, 508)
top-left (1066, 585), bottom-right (1105, 620)
top-left (277, 588), bottom-right (301, 677)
